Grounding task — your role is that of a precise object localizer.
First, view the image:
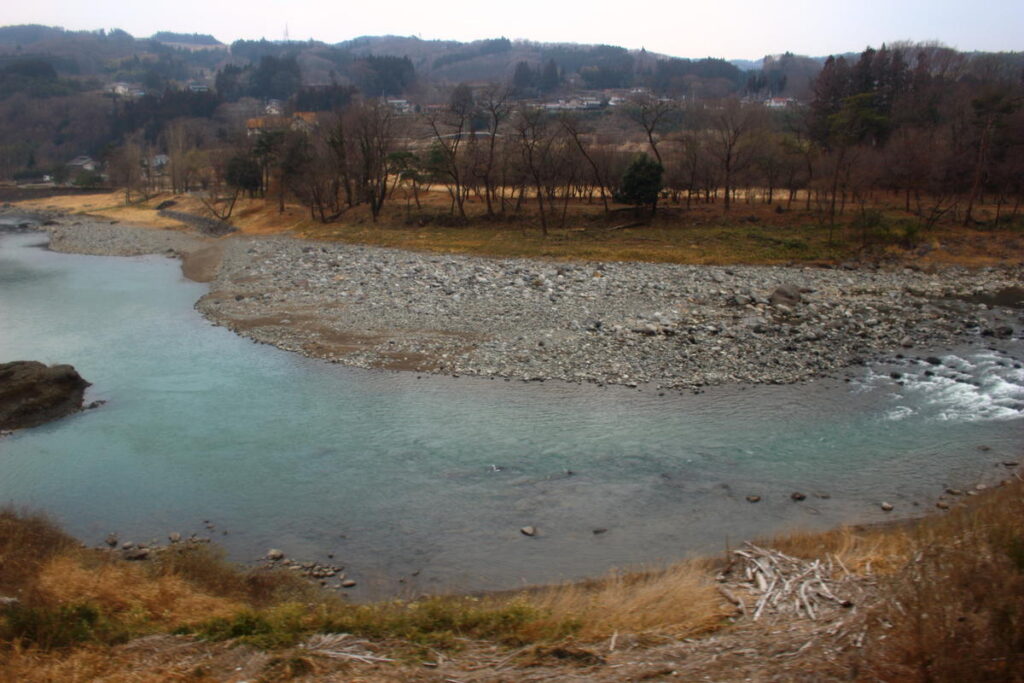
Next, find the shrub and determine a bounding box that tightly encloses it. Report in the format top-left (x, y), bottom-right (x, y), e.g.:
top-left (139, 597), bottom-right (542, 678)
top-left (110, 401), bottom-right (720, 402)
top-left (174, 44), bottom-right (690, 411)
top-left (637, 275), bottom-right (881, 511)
top-left (0, 602), bottom-right (129, 649)
top-left (615, 155), bottom-right (663, 214)
top-left (0, 508), bottom-right (76, 601)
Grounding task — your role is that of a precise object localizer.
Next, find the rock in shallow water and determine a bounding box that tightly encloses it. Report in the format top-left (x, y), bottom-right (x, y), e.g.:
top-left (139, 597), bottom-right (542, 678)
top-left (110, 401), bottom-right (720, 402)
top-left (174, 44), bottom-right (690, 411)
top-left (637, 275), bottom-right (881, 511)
top-left (0, 361), bottom-right (91, 430)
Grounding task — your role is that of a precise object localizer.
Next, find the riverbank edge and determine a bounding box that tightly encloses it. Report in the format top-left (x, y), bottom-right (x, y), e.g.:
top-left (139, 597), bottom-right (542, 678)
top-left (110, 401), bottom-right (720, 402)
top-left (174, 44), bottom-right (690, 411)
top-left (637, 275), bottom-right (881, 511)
top-left (2, 473), bottom-right (1022, 681)
top-left (6, 205), bottom-right (1022, 395)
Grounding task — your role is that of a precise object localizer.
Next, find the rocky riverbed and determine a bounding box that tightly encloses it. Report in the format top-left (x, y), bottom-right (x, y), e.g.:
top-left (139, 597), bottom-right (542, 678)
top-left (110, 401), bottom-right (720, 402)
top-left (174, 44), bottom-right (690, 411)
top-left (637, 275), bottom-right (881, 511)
top-left (7, 207), bottom-right (1024, 391)
top-left (196, 238), bottom-right (1023, 391)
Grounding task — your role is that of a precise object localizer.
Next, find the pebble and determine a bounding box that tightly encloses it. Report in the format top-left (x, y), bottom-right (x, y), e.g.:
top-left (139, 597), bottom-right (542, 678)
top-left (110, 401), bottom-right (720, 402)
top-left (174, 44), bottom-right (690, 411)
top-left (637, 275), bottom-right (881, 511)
top-left (520, 526), bottom-right (537, 537)
top-left (880, 502), bottom-right (894, 512)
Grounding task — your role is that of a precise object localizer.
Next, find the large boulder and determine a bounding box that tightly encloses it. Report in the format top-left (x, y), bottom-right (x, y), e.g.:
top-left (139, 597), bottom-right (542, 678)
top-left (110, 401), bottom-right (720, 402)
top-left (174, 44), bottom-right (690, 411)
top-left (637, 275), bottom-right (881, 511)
top-left (769, 284), bottom-right (803, 307)
top-left (0, 361), bottom-right (91, 430)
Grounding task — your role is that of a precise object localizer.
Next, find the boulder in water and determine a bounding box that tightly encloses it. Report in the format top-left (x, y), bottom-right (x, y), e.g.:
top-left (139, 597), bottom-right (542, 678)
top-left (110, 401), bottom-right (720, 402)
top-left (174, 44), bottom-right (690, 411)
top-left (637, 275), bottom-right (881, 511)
top-left (0, 361), bottom-right (90, 430)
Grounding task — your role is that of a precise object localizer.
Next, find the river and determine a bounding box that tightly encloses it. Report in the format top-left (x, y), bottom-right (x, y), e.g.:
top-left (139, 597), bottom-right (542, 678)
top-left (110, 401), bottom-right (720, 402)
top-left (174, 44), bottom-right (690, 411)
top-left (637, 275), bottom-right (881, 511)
top-left (1, 227), bottom-right (1021, 598)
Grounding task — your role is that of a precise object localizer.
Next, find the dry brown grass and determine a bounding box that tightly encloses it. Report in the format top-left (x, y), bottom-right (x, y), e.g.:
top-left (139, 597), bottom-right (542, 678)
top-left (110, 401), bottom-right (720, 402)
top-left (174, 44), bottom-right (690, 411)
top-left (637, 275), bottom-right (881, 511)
top-left (3, 478), bottom-right (1023, 680)
top-left (0, 638), bottom-right (271, 682)
top-left (849, 479), bottom-right (1024, 682)
top-left (14, 191), bottom-right (190, 230)
top-left (528, 559), bottom-right (729, 640)
top-left (0, 508), bottom-right (77, 603)
top-left (761, 523), bottom-right (915, 576)
top-left (36, 554), bottom-right (242, 629)
top-left (147, 543), bottom-right (318, 609)
top-left (18, 189), bottom-right (1024, 267)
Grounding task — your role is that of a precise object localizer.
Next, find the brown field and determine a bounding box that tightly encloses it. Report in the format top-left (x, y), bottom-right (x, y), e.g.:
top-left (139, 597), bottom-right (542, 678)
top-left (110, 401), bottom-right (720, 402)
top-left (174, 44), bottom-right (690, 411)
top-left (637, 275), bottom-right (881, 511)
top-left (17, 188), bottom-right (1024, 268)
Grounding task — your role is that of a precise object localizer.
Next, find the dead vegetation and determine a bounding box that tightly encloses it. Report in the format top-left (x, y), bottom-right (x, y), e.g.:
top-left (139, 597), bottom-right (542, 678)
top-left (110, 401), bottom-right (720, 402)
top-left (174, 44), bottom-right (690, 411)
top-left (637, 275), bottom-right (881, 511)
top-left (15, 188), bottom-right (1024, 269)
top-left (2, 475), bottom-right (1022, 681)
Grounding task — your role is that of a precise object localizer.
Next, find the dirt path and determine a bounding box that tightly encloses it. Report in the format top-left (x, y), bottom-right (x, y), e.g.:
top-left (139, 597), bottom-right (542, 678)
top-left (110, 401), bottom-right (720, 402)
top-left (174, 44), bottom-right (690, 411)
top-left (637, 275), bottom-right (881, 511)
top-left (181, 243), bottom-right (224, 283)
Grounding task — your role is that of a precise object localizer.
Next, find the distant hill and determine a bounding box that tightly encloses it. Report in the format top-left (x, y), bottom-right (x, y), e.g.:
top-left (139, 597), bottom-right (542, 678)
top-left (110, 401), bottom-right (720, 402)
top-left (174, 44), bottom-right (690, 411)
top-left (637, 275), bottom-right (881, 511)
top-left (729, 58), bottom-right (763, 71)
top-left (151, 32), bottom-right (223, 46)
top-left (0, 25), bottom-right (230, 85)
top-left (333, 35), bottom-right (676, 83)
top-left (0, 25), bottom-right (807, 93)
top-left (0, 24), bottom-right (67, 46)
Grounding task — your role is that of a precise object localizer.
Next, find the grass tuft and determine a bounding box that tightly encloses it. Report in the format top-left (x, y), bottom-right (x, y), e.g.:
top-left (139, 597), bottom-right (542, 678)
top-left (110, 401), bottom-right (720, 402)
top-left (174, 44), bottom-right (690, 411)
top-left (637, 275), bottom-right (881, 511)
top-left (0, 507), bottom-right (76, 603)
top-left (851, 480), bottom-right (1024, 681)
top-left (529, 559), bottom-right (729, 640)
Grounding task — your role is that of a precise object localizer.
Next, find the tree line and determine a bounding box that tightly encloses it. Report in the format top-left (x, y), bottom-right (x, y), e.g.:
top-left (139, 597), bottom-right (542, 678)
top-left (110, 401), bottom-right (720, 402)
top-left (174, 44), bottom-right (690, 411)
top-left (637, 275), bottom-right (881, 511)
top-left (173, 42), bottom-right (1020, 239)
top-left (4, 34), bottom-right (1022, 241)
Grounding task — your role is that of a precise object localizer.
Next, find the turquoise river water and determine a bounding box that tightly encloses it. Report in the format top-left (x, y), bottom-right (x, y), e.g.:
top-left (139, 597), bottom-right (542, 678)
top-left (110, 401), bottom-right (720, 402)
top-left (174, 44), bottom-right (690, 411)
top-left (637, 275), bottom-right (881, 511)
top-left (1, 228), bottom-right (1022, 597)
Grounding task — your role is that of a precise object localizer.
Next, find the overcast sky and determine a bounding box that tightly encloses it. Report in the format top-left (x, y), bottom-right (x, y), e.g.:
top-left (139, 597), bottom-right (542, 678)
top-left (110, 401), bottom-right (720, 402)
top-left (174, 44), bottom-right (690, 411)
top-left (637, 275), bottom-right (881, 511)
top-left (3, 0), bottom-right (1021, 59)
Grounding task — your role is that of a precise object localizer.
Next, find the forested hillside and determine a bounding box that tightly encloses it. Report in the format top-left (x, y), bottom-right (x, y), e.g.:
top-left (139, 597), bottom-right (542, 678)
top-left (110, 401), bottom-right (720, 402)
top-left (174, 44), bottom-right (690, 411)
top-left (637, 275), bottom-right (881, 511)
top-left (0, 23), bottom-right (1021, 238)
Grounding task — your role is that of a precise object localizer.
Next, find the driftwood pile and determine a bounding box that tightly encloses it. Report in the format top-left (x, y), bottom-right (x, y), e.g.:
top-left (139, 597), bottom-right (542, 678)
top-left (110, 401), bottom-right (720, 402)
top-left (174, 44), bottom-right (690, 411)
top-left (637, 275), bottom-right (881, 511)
top-left (300, 633), bottom-right (394, 665)
top-left (717, 543), bottom-right (861, 624)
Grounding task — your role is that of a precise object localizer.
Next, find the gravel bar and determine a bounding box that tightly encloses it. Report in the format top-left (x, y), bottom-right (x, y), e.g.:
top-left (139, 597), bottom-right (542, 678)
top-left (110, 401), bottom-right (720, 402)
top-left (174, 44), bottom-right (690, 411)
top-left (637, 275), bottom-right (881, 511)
top-left (9, 208), bottom-right (1023, 391)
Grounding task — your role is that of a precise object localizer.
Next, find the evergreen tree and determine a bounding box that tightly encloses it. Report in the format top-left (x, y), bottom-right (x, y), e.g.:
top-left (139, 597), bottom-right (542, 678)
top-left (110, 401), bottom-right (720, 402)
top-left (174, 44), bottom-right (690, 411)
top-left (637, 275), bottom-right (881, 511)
top-left (512, 61), bottom-right (536, 96)
top-left (540, 59), bottom-right (560, 93)
top-left (225, 155), bottom-right (261, 197)
top-left (616, 154), bottom-right (663, 215)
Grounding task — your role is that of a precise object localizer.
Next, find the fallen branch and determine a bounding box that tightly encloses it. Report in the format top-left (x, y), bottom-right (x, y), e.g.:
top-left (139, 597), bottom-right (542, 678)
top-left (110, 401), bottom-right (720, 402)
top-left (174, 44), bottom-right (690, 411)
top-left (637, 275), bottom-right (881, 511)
top-left (726, 542), bottom-right (858, 622)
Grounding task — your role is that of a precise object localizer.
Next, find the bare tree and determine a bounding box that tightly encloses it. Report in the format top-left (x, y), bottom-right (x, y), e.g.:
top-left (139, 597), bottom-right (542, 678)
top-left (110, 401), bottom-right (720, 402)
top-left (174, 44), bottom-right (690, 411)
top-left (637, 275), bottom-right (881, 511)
top-left (560, 113), bottom-right (611, 214)
top-left (623, 93), bottom-right (677, 166)
top-left (705, 98), bottom-right (765, 211)
top-left (164, 118), bottom-right (209, 193)
top-left (350, 99), bottom-right (400, 222)
top-left (108, 133), bottom-right (146, 204)
top-left (512, 106), bottom-right (560, 235)
top-left (477, 84), bottom-right (512, 217)
top-left (423, 84), bottom-right (476, 218)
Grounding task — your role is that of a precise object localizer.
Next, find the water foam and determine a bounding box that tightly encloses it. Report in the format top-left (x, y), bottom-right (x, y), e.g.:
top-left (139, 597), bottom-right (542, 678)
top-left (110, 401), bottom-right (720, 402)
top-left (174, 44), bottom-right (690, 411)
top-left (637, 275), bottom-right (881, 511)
top-left (865, 349), bottom-right (1024, 423)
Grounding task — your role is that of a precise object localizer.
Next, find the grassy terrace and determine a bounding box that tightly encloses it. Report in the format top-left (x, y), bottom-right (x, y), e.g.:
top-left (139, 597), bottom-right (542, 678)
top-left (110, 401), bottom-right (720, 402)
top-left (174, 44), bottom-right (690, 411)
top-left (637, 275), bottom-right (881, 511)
top-left (14, 189), bottom-right (1024, 268)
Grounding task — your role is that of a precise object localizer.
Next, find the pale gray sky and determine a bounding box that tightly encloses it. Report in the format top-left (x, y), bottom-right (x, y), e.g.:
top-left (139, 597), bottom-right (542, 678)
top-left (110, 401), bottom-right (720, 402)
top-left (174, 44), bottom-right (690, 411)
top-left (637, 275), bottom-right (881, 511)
top-left (3, 0), bottom-right (1021, 59)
